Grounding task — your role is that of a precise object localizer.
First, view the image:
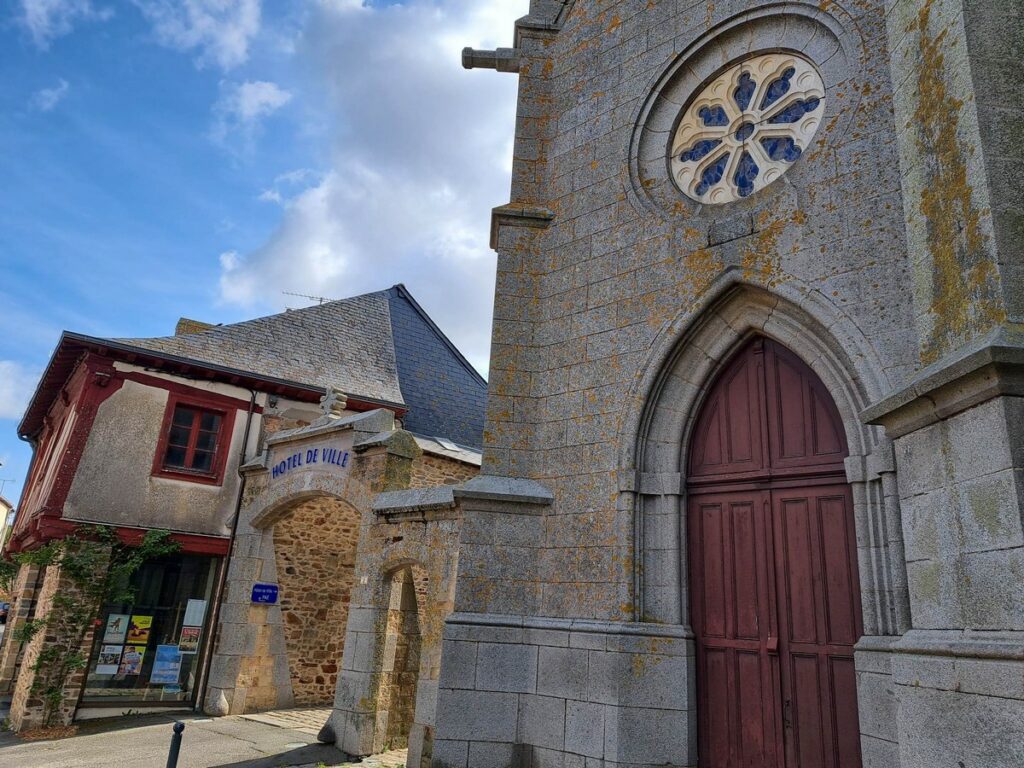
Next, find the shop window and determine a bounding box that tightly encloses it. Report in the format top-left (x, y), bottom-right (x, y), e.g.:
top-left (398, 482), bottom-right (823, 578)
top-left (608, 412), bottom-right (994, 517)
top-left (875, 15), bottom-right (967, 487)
top-left (152, 395), bottom-right (235, 485)
top-left (82, 554), bottom-right (218, 708)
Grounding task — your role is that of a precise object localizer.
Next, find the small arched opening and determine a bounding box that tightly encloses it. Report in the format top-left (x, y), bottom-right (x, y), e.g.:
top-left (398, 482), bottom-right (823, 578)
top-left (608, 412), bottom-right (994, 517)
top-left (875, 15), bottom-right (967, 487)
top-left (375, 564), bottom-right (429, 754)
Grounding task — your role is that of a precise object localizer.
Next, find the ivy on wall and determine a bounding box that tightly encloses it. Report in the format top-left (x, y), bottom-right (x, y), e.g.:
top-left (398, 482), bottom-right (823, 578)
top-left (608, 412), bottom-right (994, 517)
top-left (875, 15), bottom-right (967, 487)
top-left (1, 526), bottom-right (179, 727)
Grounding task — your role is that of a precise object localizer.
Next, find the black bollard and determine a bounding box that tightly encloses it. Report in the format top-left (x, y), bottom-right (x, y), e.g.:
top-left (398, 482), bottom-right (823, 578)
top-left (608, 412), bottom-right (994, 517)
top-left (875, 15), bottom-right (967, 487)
top-left (165, 721), bottom-right (186, 768)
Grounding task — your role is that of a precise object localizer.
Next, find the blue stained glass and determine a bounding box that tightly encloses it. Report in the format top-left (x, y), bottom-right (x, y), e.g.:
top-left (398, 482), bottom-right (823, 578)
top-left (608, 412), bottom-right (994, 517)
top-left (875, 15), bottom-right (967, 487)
top-left (733, 151), bottom-right (759, 197)
top-left (696, 152), bottom-right (730, 196)
top-left (767, 97), bottom-right (821, 124)
top-left (680, 139), bottom-right (723, 163)
top-left (760, 68), bottom-right (795, 110)
top-left (734, 72), bottom-right (756, 112)
top-left (699, 105), bottom-right (729, 127)
top-left (760, 136), bottom-right (803, 162)
top-left (735, 122), bottom-right (755, 142)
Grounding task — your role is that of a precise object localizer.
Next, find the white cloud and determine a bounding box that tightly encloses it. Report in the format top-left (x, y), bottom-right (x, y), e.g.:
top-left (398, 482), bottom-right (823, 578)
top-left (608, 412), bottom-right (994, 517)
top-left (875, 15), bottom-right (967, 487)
top-left (18, 0), bottom-right (112, 49)
top-left (211, 80), bottom-right (292, 145)
top-left (258, 168), bottom-right (321, 205)
top-left (0, 361), bottom-right (39, 421)
top-left (30, 78), bottom-right (70, 111)
top-left (132, 0), bottom-right (261, 71)
top-left (217, 0), bottom-right (527, 373)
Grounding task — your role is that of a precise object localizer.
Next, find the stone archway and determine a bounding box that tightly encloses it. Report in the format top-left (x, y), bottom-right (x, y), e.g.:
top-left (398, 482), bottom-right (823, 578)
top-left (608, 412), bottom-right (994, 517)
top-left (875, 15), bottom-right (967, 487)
top-left (686, 336), bottom-right (864, 766)
top-left (272, 495), bottom-right (361, 707)
top-left (624, 283), bottom-right (912, 761)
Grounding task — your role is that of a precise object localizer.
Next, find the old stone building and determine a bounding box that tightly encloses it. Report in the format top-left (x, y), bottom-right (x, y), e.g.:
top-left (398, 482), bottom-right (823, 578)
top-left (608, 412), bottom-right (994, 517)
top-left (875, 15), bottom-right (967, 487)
top-left (325, 2), bottom-right (1023, 767)
top-left (0, 284), bottom-right (485, 737)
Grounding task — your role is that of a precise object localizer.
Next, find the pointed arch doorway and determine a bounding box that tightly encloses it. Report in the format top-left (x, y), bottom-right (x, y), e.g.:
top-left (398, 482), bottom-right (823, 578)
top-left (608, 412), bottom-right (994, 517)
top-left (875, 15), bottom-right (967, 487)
top-left (687, 337), bottom-right (863, 768)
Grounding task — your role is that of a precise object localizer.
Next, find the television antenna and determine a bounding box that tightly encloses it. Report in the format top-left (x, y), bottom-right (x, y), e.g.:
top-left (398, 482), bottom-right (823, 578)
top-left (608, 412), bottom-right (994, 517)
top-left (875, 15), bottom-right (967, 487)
top-left (282, 291), bottom-right (334, 306)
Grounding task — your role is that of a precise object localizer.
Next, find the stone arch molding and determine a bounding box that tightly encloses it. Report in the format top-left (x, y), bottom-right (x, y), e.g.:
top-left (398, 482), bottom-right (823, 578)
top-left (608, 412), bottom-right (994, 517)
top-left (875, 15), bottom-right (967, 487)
top-left (627, 1), bottom-right (867, 221)
top-left (622, 278), bottom-right (912, 639)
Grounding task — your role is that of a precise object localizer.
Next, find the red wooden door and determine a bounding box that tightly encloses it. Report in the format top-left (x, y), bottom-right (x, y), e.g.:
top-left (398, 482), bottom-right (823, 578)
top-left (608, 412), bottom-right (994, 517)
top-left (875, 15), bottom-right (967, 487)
top-left (688, 338), bottom-right (863, 768)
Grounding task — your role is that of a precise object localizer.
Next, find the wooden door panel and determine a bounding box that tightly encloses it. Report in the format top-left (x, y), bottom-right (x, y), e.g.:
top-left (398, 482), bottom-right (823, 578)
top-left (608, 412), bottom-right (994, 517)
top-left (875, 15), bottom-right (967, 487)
top-left (791, 654), bottom-right (826, 768)
top-left (779, 496), bottom-right (819, 645)
top-left (774, 486), bottom-right (863, 768)
top-left (818, 494), bottom-right (860, 646)
top-left (764, 342), bottom-right (847, 474)
top-left (830, 656), bottom-right (862, 768)
top-left (688, 337), bottom-right (863, 768)
top-left (690, 491), bottom-right (779, 768)
top-left (732, 502), bottom-right (761, 640)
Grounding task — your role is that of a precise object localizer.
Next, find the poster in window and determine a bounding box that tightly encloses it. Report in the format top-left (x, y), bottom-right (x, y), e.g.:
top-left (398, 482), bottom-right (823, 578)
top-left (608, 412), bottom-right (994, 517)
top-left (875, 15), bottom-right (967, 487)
top-left (102, 614), bottom-right (130, 644)
top-left (178, 626), bottom-right (201, 654)
top-left (95, 645), bottom-right (123, 675)
top-left (127, 615), bottom-right (153, 644)
top-left (183, 599), bottom-right (207, 627)
top-left (118, 645), bottom-right (146, 676)
top-left (150, 645), bottom-right (182, 685)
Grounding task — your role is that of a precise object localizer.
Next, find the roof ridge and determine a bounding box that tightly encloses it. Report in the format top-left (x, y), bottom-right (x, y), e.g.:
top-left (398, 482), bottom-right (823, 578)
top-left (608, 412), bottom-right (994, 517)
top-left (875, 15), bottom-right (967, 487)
top-left (112, 285), bottom-right (398, 346)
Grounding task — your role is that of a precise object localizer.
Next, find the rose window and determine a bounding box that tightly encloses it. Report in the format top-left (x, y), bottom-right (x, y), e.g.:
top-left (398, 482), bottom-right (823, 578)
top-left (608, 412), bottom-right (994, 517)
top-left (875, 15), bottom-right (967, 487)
top-left (670, 53), bottom-right (826, 205)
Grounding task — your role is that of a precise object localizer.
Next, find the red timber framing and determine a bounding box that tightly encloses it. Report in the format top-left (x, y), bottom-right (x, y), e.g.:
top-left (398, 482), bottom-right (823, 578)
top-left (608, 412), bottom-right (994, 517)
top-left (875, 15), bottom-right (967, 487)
top-left (687, 337), bottom-right (863, 768)
top-left (148, 380), bottom-right (242, 487)
top-left (10, 333), bottom-right (409, 557)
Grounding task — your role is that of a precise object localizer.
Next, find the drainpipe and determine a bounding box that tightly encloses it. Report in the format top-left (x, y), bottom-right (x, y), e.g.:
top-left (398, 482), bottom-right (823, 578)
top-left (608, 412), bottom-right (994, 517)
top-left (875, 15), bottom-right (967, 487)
top-left (194, 388), bottom-right (258, 713)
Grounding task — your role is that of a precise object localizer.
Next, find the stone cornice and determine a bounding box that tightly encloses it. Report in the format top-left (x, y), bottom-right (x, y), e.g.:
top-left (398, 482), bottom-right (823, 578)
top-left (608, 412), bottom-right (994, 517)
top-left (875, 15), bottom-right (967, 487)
top-left (862, 327), bottom-right (1024, 438)
top-left (490, 204), bottom-right (555, 250)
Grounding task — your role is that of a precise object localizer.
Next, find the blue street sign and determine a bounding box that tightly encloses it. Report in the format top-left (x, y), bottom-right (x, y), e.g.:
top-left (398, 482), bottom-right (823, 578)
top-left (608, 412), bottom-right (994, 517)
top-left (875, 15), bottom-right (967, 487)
top-left (251, 583), bottom-right (279, 604)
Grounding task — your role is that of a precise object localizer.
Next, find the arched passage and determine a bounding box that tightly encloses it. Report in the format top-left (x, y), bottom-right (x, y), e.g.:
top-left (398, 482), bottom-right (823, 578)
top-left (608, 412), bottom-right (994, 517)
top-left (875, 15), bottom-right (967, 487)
top-left (272, 495), bottom-right (361, 706)
top-left (688, 336), bottom-right (863, 767)
top-left (375, 564), bottom-right (429, 753)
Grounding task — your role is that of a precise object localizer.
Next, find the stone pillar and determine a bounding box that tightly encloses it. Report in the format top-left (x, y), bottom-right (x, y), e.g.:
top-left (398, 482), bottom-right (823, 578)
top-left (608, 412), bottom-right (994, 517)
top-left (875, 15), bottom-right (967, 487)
top-left (8, 562), bottom-right (99, 731)
top-left (0, 562), bottom-right (42, 697)
top-left (320, 430), bottom-right (424, 757)
top-left (865, 353), bottom-right (1024, 767)
top-left (882, 1), bottom-right (1024, 764)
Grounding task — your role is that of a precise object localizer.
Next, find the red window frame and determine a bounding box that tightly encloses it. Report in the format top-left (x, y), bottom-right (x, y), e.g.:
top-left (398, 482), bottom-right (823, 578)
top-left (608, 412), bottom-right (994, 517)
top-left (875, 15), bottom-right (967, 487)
top-left (152, 393), bottom-right (237, 486)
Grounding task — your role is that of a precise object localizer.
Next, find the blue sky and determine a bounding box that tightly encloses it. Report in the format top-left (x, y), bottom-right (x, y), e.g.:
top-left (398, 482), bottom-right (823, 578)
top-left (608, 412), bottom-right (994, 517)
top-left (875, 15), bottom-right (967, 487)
top-left (0, 0), bottom-right (527, 506)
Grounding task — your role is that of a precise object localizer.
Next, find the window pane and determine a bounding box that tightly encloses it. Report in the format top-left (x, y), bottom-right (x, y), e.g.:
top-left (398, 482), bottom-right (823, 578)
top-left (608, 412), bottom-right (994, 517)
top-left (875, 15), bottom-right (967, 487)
top-left (164, 445), bottom-right (187, 468)
top-left (190, 450), bottom-right (213, 473)
top-left (199, 412), bottom-right (221, 432)
top-left (172, 407), bottom-right (194, 428)
top-left (195, 431), bottom-right (218, 452)
top-left (168, 426), bottom-right (191, 447)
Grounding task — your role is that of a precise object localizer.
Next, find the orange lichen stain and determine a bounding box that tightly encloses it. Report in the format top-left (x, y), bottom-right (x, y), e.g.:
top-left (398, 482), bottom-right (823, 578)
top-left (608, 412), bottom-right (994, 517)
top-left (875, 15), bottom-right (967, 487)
top-left (606, 16), bottom-right (621, 34)
top-left (741, 213), bottom-right (787, 287)
top-left (912, 0), bottom-right (1004, 364)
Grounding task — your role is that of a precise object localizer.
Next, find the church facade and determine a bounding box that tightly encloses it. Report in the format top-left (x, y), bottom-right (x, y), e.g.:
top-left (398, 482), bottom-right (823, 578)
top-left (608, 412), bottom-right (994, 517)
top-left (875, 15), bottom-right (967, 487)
top-left (354, 1), bottom-right (1024, 766)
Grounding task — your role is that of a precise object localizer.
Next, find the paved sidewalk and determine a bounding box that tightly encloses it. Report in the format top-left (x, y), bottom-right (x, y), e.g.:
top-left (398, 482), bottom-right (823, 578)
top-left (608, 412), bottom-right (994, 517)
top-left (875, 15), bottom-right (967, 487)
top-left (0, 712), bottom-right (345, 767)
top-left (239, 707), bottom-right (332, 737)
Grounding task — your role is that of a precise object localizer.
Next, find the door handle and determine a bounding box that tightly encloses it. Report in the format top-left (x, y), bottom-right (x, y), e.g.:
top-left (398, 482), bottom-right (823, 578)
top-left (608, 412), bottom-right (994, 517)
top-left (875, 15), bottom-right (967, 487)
top-left (766, 634), bottom-right (778, 652)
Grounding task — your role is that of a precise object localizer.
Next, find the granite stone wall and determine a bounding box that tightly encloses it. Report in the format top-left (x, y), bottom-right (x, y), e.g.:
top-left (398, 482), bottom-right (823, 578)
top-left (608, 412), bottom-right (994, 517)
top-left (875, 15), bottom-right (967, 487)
top-left (428, 0), bottom-right (1024, 765)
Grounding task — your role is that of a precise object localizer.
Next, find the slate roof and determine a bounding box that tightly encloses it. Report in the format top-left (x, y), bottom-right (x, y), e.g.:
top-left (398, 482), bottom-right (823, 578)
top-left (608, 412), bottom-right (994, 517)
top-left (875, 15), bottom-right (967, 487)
top-left (82, 285), bottom-right (488, 449)
top-left (117, 289), bottom-right (405, 407)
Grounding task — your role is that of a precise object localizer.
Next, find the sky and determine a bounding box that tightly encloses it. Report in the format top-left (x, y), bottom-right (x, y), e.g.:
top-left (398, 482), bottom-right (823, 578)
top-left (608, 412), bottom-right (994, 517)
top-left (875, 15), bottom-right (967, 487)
top-left (0, 0), bottom-right (529, 506)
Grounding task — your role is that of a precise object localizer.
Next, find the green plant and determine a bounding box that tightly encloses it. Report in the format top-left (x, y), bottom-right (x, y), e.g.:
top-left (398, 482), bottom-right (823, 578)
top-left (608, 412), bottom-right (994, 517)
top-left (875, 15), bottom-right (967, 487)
top-left (0, 556), bottom-right (16, 597)
top-left (12, 525), bottom-right (179, 727)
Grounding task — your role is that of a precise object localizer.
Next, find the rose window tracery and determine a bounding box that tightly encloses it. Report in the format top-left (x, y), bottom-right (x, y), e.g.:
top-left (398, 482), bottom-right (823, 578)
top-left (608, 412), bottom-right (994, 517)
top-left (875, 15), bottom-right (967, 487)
top-left (670, 53), bottom-right (826, 205)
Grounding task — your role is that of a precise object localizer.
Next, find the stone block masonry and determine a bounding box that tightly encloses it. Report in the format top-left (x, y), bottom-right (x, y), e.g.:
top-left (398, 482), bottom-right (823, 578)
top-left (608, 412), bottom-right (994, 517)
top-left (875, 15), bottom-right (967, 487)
top-left (432, 614), bottom-right (694, 768)
top-left (434, 0), bottom-right (1024, 765)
